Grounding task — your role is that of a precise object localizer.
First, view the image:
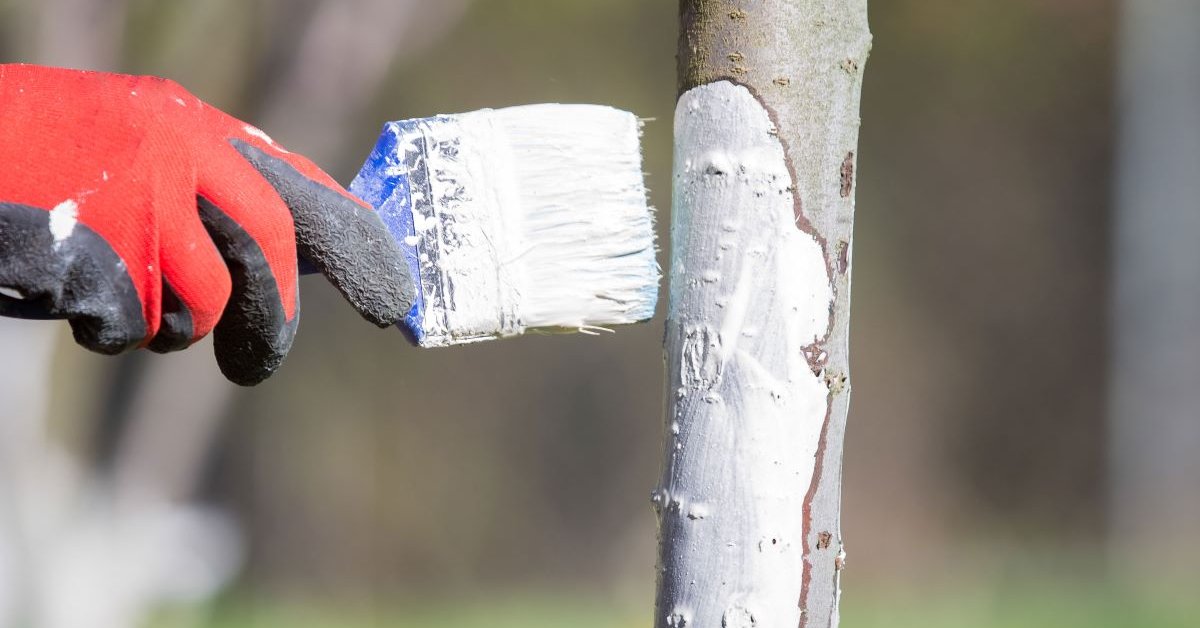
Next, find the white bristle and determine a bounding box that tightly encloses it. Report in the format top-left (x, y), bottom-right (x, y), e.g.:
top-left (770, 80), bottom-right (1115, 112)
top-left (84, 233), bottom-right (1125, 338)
top-left (397, 104), bottom-right (660, 347)
top-left (492, 104), bottom-right (658, 330)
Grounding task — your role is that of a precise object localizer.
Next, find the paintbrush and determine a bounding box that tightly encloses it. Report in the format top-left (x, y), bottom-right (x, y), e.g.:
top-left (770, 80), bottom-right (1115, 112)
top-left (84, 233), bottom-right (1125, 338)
top-left (346, 104), bottom-right (659, 347)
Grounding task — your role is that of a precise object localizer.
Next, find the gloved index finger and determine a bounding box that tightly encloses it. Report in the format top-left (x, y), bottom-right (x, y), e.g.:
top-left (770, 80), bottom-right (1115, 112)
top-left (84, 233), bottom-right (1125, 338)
top-left (229, 139), bottom-right (414, 328)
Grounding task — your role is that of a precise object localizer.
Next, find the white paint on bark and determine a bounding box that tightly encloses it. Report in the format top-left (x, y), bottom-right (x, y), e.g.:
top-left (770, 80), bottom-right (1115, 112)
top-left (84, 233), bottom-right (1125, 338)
top-left (662, 2), bottom-right (869, 625)
top-left (655, 81), bottom-right (833, 628)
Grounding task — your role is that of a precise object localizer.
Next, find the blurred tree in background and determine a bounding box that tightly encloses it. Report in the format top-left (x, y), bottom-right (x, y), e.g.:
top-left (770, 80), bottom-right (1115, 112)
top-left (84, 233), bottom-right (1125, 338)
top-left (848, 0), bottom-right (1115, 579)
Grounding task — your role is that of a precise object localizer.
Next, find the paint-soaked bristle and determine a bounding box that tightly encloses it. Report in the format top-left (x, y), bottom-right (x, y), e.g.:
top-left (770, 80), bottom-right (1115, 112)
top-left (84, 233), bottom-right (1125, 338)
top-left (350, 104), bottom-right (659, 347)
top-left (493, 104), bottom-right (658, 331)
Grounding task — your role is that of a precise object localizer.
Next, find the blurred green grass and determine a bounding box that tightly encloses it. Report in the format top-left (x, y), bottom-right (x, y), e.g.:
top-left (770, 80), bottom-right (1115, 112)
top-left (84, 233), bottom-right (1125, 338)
top-left (844, 583), bottom-right (1200, 628)
top-left (158, 595), bottom-right (644, 628)
top-left (153, 580), bottom-right (1200, 628)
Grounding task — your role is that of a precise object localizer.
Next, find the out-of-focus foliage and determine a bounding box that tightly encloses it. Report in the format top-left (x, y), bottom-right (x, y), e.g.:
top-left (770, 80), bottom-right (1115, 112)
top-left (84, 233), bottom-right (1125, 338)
top-left (846, 0), bottom-right (1117, 582)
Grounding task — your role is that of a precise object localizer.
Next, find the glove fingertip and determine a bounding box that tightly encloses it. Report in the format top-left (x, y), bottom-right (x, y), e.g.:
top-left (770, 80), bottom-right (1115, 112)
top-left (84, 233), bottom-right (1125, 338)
top-left (70, 317), bottom-right (142, 355)
top-left (196, 196), bottom-right (300, 386)
top-left (212, 322), bottom-right (294, 386)
top-left (210, 295), bottom-right (297, 385)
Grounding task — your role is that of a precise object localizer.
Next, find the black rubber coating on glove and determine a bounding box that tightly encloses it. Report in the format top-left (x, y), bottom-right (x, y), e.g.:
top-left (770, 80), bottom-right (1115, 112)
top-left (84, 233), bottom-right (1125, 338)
top-left (0, 202), bottom-right (146, 353)
top-left (197, 196), bottom-right (299, 386)
top-left (230, 139), bottom-right (415, 329)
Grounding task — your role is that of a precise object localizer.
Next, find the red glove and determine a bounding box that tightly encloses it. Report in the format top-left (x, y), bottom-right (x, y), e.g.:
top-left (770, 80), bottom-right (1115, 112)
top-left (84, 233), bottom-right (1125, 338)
top-left (0, 64), bottom-right (412, 385)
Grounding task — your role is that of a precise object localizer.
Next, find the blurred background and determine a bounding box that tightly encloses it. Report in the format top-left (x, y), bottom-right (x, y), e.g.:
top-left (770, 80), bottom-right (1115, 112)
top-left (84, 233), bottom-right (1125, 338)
top-left (0, 0), bottom-right (1197, 626)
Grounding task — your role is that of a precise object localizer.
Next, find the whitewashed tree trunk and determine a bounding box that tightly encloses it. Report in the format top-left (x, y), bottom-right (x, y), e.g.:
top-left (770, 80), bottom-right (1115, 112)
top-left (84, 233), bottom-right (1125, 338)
top-left (654, 2), bottom-right (869, 627)
top-left (1109, 0), bottom-right (1200, 580)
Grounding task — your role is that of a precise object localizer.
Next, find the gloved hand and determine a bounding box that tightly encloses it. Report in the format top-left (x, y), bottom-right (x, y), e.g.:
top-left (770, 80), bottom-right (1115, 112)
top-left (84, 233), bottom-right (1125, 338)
top-left (0, 64), bottom-right (413, 385)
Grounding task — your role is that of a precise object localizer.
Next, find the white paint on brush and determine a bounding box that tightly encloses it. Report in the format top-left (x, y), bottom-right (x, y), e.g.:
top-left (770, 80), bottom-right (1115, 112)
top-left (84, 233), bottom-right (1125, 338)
top-left (408, 112), bottom-right (522, 341)
top-left (397, 104), bottom-right (659, 347)
top-left (497, 104), bottom-right (658, 329)
top-left (48, 199), bottom-right (79, 244)
top-left (655, 81), bottom-right (833, 628)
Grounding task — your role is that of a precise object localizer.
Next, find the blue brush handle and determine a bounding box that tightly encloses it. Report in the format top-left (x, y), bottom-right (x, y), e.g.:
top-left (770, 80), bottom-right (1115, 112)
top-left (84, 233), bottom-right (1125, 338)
top-left (300, 122), bottom-right (426, 343)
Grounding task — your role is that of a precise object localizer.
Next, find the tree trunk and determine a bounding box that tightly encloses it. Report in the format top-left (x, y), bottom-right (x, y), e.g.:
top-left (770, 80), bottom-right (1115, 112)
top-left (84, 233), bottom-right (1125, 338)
top-left (654, 2), bottom-right (870, 627)
top-left (1109, 0), bottom-right (1200, 581)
